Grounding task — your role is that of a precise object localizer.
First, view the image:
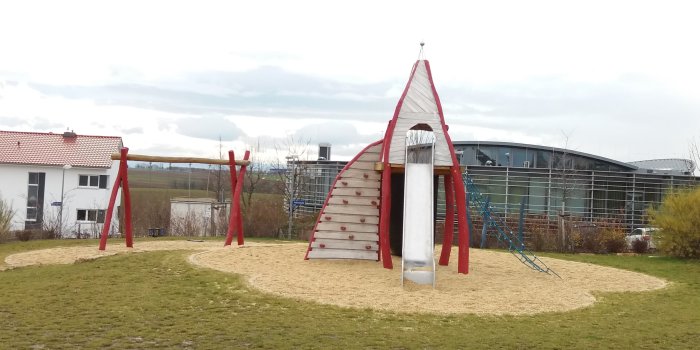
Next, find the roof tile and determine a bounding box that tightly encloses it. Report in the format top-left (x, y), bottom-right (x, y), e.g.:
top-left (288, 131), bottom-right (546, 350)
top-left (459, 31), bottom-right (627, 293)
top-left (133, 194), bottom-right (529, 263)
top-left (0, 130), bottom-right (122, 168)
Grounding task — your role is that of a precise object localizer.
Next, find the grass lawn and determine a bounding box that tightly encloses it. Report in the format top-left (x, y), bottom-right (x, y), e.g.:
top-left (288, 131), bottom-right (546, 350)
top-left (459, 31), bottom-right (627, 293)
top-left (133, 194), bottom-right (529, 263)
top-left (1, 240), bottom-right (699, 349)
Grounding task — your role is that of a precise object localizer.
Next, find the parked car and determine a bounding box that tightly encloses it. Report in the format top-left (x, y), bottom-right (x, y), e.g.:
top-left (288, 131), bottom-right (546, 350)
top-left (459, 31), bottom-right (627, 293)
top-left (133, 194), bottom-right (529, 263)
top-left (626, 227), bottom-right (658, 252)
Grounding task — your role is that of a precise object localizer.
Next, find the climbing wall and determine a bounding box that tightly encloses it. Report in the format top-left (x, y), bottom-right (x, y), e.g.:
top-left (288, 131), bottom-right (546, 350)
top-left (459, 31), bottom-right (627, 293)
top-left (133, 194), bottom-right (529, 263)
top-left (305, 140), bottom-right (383, 260)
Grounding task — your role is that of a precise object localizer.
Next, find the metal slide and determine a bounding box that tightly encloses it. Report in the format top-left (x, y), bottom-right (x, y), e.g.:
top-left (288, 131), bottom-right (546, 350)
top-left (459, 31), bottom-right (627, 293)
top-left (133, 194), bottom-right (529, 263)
top-left (463, 174), bottom-right (560, 278)
top-left (401, 142), bottom-right (436, 287)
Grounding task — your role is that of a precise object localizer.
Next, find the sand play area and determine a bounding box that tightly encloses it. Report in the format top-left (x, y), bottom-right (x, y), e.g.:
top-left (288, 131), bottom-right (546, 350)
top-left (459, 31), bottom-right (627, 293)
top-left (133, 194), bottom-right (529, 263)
top-left (3, 241), bottom-right (667, 315)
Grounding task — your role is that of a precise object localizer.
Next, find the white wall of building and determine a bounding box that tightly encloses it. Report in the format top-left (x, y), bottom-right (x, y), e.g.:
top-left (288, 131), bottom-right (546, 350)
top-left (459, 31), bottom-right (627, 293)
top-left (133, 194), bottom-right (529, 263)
top-left (0, 162), bottom-right (120, 238)
top-left (170, 199), bottom-right (213, 237)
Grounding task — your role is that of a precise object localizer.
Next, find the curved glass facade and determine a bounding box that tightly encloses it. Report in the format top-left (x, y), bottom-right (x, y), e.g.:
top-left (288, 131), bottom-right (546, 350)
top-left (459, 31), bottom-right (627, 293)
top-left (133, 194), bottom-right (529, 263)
top-left (454, 142), bottom-right (698, 230)
top-left (289, 141), bottom-right (698, 233)
top-left (455, 142), bottom-right (634, 172)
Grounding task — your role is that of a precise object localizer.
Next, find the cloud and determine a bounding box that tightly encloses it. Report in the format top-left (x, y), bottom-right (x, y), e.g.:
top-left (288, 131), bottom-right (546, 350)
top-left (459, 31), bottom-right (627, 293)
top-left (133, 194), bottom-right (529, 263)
top-left (293, 121), bottom-right (380, 146)
top-left (119, 127), bottom-right (144, 135)
top-left (5, 64), bottom-right (699, 164)
top-left (25, 66), bottom-right (398, 122)
top-left (438, 75), bottom-right (700, 160)
top-left (0, 117), bottom-right (26, 127)
top-left (174, 116), bottom-right (245, 141)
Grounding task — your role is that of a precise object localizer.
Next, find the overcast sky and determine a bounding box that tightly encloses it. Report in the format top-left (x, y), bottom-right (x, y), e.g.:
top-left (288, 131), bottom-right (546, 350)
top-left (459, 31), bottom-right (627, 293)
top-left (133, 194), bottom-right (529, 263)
top-left (1, 0), bottom-right (699, 166)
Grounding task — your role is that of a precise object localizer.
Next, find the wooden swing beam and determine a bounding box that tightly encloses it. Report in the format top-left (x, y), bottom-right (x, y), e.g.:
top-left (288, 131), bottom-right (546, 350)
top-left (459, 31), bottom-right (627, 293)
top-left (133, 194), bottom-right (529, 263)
top-left (99, 147), bottom-right (250, 250)
top-left (111, 153), bottom-right (251, 166)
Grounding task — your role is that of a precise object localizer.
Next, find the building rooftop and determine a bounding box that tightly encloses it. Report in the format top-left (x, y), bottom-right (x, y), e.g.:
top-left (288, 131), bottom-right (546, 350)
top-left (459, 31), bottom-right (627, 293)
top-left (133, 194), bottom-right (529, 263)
top-left (453, 140), bottom-right (638, 171)
top-left (628, 158), bottom-right (696, 175)
top-left (0, 130), bottom-right (123, 168)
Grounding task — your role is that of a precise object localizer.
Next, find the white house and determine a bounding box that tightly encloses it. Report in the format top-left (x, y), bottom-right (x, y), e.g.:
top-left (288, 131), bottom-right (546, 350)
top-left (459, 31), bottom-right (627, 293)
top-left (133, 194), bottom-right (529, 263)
top-left (0, 130), bottom-right (122, 238)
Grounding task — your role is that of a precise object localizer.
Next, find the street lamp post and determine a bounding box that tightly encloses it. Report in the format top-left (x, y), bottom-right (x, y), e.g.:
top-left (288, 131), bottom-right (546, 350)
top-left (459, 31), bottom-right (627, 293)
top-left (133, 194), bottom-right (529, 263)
top-left (285, 155), bottom-right (298, 240)
top-left (59, 164), bottom-right (72, 237)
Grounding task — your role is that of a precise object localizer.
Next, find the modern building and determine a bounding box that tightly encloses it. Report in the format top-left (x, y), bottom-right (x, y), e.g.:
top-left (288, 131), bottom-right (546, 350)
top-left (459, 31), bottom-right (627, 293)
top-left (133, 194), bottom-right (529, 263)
top-left (0, 130), bottom-right (122, 238)
top-left (456, 141), bottom-right (697, 228)
top-left (289, 140), bottom-right (698, 232)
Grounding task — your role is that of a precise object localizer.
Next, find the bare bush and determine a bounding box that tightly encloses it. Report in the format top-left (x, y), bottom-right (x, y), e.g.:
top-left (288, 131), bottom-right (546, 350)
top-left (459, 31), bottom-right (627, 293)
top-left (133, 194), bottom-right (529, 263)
top-left (599, 227), bottom-right (628, 254)
top-left (0, 194), bottom-right (16, 242)
top-left (243, 196), bottom-right (287, 238)
top-left (169, 210), bottom-right (202, 236)
top-left (631, 239), bottom-right (649, 254)
top-left (131, 192), bottom-right (171, 237)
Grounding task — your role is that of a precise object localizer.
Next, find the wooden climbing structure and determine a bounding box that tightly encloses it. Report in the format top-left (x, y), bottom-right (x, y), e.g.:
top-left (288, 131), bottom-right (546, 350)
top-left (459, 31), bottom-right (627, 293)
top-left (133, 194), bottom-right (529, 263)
top-left (305, 59), bottom-right (471, 274)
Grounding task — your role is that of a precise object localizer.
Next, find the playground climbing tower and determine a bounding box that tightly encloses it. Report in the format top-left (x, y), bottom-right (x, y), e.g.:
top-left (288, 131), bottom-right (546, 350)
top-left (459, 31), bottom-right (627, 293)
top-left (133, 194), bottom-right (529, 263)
top-left (305, 58), bottom-right (471, 274)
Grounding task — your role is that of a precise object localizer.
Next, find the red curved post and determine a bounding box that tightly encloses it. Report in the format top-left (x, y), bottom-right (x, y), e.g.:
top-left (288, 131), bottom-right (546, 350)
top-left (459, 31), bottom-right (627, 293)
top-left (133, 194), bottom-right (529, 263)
top-left (120, 147), bottom-right (133, 248)
top-left (234, 151), bottom-right (250, 245)
top-left (378, 164), bottom-right (393, 268)
top-left (453, 167), bottom-right (470, 274)
top-left (98, 153), bottom-right (124, 250)
top-left (439, 173), bottom-right (454, 265)
top-left (224, 150), bottom-right (238, 246)
top-left (225, 150), bottom-right (250, 246)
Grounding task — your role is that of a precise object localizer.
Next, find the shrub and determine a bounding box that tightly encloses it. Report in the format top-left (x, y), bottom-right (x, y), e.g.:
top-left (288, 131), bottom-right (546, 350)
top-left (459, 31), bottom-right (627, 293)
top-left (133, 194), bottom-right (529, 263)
top-left (243, 196), bottom-right (287, 238)
top-left (649, 187), bottom-right (700, 258)
top-left (599, 227), bottom-right (627, 254)
top-left (631, 239), bottom-right (649, 254)
top-left (16, 230), bottom-right (33, 241)
top-left (0, 194), bottom-right (16, 241)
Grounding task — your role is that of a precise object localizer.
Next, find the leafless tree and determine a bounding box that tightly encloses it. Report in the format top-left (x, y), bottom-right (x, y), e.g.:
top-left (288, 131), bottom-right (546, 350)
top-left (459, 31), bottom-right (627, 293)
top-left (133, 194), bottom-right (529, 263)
top-left (690, 138), bottom-right (700, 177)
top-left (550, 131), bottom-right (585, 252)
top-left (242, 138), bottom-right (267, 211)
top-left (406, 128), bottom-right (436, 164)
top-left (273, 135), bottom-right (311, 239)
top-left (0, 193), bottom-right (16, 241)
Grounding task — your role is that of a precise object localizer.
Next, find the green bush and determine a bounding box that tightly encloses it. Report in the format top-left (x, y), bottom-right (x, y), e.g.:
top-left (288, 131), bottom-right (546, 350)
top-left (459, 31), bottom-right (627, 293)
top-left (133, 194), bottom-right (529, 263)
top-left (649, 187), bottom-right (700, 258)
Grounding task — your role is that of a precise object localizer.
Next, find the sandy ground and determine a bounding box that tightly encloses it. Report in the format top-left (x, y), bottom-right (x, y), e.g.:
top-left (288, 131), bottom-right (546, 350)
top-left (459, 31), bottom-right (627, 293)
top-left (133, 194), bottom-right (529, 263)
top-left (3, 241), bottom-right (667, 315)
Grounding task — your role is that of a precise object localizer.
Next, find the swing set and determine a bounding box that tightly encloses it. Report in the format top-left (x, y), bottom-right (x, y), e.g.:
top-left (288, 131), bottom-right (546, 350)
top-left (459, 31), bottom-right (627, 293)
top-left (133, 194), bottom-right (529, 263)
top-left (98, 147), bottom-right (251, 250)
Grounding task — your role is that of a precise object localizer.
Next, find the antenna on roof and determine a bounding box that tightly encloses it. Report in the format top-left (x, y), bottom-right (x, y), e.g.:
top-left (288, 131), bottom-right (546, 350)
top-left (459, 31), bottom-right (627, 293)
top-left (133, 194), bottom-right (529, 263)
top-left (418, 41), bottom-right (425, 60)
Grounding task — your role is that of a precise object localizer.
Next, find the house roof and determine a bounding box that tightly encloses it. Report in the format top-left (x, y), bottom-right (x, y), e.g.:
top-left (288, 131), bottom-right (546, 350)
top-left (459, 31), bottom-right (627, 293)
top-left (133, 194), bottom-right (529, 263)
top-left (0, 130), bottom-right (123, 168)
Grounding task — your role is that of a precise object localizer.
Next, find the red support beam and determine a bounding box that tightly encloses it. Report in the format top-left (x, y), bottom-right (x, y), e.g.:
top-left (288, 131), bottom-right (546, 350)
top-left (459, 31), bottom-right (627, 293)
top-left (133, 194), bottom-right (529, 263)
top-left (453, 166), bottom-right (470, 274)
top-left (120, 147), bottom-right (134, 248)
top-left (98, 158), bottom-right (124, 251)
top-left (224, 150), bottom-right (238, 246)
top-left (234, 151), bottom-right (250, 246)
top-left (225, 150), bottom-right (250, 246)
top-left (378, 165), bottom-right (393, 268)
top-left (439, 173), bottom-right (455, 265)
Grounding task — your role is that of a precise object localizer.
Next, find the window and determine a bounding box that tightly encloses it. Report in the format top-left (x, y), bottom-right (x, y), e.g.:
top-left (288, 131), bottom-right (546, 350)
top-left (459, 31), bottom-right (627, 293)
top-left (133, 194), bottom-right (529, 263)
top-left (26, 172), bottom-right (45, 222)
top-left (77, 209), bottom-right (106, 223)
top-left (79, 175), bottom-right (109, 189)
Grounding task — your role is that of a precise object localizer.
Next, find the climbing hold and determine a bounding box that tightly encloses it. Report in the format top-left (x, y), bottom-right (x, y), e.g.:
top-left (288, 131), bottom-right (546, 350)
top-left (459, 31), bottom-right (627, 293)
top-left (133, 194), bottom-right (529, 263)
top-left (325, 216), bottom-right (332, 221)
